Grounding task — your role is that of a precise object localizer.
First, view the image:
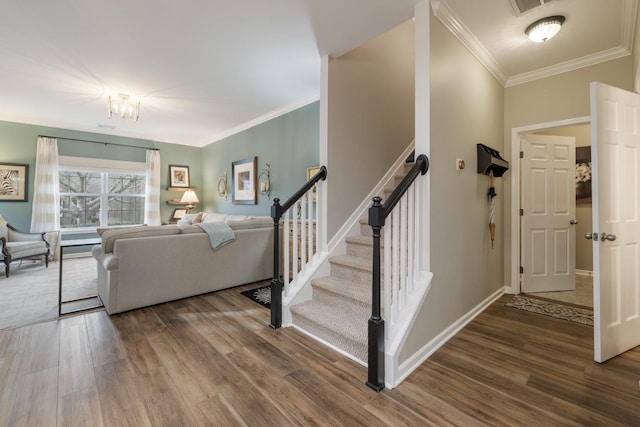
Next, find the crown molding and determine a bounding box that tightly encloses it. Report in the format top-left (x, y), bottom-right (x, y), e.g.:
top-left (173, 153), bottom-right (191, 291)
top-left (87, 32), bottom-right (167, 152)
top-left (430, 0), bottom-right (508, 86)
top-left (505, 47), bottom-right (631, 87)
top-left (208, 94), bottom-right (320, 145)
top-left (431, 0), bottom-right (637, 88)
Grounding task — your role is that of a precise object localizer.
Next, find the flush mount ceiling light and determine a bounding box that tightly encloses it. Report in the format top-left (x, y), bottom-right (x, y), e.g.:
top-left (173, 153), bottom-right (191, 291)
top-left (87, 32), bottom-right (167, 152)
top-left (107, 93), bottom-right (140, 122)
top-left (525, 15), bottom-right (565, 42)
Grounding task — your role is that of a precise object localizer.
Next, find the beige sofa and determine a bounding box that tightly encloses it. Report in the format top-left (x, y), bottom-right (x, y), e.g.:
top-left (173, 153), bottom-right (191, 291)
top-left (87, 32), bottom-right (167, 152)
top-left (92, 215), bottom-right (274, 314)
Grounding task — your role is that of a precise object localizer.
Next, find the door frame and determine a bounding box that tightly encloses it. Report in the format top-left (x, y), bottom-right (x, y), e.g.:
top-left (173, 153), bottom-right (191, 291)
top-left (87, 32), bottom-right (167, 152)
top-left (509, 116), bottom-right (590, 294)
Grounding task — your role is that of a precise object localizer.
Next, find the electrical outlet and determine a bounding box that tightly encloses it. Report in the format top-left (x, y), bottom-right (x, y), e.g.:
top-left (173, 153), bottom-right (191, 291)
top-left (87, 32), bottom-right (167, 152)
top-left (456, 158), bottom-right (465, 171)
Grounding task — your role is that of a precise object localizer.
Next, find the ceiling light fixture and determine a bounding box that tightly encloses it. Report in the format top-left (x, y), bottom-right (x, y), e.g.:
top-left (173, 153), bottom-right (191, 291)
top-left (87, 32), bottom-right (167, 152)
top-left (525, 15), bottom-right (565, 43)
top-left (107, 93), bottom-right (140, 122)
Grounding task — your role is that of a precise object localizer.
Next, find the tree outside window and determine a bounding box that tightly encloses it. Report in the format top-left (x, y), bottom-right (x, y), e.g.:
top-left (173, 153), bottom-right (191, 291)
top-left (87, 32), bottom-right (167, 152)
top-left (59, 170), bottom-right (145, 228)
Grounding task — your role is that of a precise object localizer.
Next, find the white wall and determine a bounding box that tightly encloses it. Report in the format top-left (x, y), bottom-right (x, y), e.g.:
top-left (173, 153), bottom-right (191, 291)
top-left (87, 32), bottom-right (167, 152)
top-left (400, 11), bottom-right (505, 361)
top-left (326, 20), bottom-right (415, 239)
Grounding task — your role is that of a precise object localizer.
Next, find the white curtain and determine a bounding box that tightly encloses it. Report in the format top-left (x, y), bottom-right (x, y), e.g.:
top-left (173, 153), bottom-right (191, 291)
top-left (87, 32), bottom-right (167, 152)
top-left (31, 137), bottom-right (60, 259)
top-left (31, 137), bottom-right (60, 232)
top-left (144, 149), bottom-right (161, 226)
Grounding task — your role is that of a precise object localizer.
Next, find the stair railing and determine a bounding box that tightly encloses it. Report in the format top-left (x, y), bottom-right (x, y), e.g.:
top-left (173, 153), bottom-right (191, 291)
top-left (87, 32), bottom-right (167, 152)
top-left (269, 166), bottom-right (327, 329)
top-left (367, 154), bottom-right (429, 392)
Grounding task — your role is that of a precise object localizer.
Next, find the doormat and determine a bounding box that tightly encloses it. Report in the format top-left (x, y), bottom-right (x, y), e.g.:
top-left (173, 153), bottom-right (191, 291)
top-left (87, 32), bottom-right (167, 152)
top-left (240, 285), bottom-right (271, 309)
top-left (506, 295), bottom-right (593, 326)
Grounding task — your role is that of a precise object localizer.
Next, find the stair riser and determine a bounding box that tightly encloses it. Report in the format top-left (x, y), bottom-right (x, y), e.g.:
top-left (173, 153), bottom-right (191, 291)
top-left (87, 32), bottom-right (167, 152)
top-left (346, 242), bottom-right (385, 262)
top-left (330, 262), bottom-right (376, 286)
top-left (290, 311), bottom-right (367, 361)
top-left (312, 286), bottom-right (370, 310)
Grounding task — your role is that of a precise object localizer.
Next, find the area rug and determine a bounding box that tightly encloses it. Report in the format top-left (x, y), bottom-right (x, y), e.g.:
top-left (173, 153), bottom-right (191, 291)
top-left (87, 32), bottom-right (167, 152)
top-left (506, 295), bottom-right (593, 326)
top-left (240, 285), bottom-right (271, 309)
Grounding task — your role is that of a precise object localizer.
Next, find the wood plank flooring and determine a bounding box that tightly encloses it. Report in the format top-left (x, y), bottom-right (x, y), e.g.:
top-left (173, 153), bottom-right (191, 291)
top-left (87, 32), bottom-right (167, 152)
top-left (1, 289), bottom-right (638, 426)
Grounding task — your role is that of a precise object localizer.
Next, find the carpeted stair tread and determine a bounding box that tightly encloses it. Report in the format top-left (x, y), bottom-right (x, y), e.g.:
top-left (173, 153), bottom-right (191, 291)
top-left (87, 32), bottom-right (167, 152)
top-left (290, 299), bottom-right (368, 361)
top-left (345, 234), bottom-right (383, 247)
top-left (311, 276), bottom-right (370, 307)
top-left (345, 234), bottom-right (384, 259)
top-left (330, 254), bottom-right (373, 272)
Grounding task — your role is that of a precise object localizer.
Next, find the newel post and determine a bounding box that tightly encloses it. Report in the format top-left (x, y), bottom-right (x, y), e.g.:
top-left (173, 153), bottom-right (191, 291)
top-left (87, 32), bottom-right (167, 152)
top-left (270, 198), bottom-right (284, 329)
top-left (366, 196), bottom-right (385, 392)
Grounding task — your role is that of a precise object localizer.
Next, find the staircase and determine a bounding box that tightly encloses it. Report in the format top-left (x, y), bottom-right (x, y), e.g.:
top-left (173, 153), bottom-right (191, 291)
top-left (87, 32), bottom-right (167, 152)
top-left (289, 162), bottom-right (414, 362)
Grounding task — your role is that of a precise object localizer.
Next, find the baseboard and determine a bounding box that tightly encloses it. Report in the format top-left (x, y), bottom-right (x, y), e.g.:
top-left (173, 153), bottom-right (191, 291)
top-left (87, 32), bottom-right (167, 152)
top-left (389, 287), bottom-right (504, 388)
top-left (576, 269), bottom-right (592, 278)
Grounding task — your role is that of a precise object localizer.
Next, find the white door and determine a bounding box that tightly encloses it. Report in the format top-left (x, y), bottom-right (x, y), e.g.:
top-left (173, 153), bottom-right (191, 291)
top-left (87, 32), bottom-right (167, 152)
top-left (590, 82), bottom-right (640, 363)
top-left (521, 134), bottom-right (576, 293)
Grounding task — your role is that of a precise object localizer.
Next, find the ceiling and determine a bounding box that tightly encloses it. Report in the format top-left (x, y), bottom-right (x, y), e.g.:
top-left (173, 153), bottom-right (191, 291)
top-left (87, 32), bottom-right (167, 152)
top-left (0, 0), bottom-right (635, 147)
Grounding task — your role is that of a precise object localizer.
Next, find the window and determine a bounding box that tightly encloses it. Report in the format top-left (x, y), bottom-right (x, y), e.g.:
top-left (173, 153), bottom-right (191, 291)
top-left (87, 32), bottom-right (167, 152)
top-left (59, 157), bottom-right (146, 230)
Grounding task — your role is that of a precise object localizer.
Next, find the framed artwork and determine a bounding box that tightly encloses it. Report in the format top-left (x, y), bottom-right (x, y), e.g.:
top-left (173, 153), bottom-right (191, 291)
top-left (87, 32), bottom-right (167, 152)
top-left (575, 146), bottom-right (592, 204)
top-left (0, 163), bottom-right (28, 202)
top-left (172, 208), bottom-right (187, 220)
top-left (307, 166), bottom-right (320, 202)
top-left (232, 157), bottom-right (257, 205)
top-left (169, 165), bottom-right (190, 188)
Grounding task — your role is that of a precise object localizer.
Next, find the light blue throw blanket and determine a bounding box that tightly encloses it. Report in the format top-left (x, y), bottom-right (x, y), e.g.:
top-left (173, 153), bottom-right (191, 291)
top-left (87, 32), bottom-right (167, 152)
top-left (195, 222), bottom-right (236, 250)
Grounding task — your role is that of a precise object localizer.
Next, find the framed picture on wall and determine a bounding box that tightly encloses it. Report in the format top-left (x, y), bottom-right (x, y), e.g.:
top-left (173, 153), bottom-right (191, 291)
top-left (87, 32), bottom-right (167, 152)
top-left (0, 163), bottom-right (28, 202)
top-left (576, 147), bottom-right (591, 204)
top-left (232, 157), bottom-right (257, 205)
top-left (172, 208), bottom-right (187, 221)
top-left (169, 165), bottom-right (190, 188)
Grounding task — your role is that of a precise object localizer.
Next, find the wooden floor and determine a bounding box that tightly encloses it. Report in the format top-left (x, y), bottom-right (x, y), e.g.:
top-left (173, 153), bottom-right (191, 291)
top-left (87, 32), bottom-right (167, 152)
top-left (1, 289), bottom-right (638, 426)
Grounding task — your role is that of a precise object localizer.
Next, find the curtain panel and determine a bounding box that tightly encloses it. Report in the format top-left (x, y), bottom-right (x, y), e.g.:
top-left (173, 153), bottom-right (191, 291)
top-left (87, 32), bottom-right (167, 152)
top-left (30, 136), bottom-right (60, 258)
top-left (144, 149), bottom-right (161, 226)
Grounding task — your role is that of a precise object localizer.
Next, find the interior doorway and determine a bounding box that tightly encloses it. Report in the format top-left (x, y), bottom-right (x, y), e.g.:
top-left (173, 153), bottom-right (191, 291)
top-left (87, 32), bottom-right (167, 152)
top-left (510, 117), bottom-right (592, 308)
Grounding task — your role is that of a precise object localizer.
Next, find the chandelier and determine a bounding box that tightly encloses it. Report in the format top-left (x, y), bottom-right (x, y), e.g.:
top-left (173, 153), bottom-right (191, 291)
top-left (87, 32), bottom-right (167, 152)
top-left (107, 93), bottom-right (140, 122)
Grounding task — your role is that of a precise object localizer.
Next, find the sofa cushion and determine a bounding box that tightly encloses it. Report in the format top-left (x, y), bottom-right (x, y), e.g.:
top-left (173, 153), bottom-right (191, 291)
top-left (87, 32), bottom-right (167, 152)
top-left (227, 217), bottom-right (273, 230)
top-left (201, 212), bottom-right (227, 223)
top-left (101, 225), bottom-right (180, 253)
top-left (178, 224), bottom-right (204, 234)
top-left (176, 212), bottom-right (203, 226)
top-left (97, 224), bottom-right (146, 237)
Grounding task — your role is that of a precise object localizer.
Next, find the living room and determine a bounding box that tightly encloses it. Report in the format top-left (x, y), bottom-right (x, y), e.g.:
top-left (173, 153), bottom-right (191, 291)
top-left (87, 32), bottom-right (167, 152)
top-left (1, 1), bottom-right (640, 423)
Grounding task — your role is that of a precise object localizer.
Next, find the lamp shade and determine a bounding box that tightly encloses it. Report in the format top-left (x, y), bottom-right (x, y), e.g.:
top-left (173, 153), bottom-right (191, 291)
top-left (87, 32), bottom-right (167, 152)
top-left (525, 15), bottom-right (565, 43)
top-left (180, 190), bottom-right (199, 204)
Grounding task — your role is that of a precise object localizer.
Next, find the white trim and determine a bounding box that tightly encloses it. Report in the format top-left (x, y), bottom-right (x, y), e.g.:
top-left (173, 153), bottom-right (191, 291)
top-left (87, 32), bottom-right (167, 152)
top-left (432, 0), bottom-right (636, 88)
top-left (208, 95), bottom-right (320, 145)
top-left (59, 155), bottom-right (145, 172)
top-left (386, 286), bottom-right (504, 389)
top-left (430, 0), bottom-right (507, 86)
top-left (509, 116), bottom-right (591, 294)
top-left (505, 47), bottom-right (631, 87)
top-left (327, 143), bottom-right (416, 254)
top-left (577, 269), bottom-right (593, 278)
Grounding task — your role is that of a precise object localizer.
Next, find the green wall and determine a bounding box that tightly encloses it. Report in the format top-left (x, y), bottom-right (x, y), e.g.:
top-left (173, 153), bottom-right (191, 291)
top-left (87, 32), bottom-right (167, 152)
top-left (200, 101), bottom-right (320, 216)
top-left (0, 120), bottom-right (201, 231)
top-left (0, 102), bottom-right (320, 232)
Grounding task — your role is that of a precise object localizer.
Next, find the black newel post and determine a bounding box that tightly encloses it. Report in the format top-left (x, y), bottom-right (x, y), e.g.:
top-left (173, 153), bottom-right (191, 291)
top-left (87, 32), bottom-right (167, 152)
top-left (366, 196), bottom-right (385, 392)
top-left (270, 198), bottom-right (284, 329)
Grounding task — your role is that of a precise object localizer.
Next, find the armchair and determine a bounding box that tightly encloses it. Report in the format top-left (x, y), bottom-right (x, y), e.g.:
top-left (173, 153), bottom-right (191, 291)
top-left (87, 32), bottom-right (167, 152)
top-left (0, 215), bottom-right (50, 278)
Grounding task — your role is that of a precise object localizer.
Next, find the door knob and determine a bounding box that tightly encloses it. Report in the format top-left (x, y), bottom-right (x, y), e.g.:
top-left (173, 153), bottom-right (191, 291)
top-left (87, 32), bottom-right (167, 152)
top-left (570, 219), bottom-right (579, 225)
top-left (600, 233), bottom-right (617, 241)
top-left (584, 233), bottom-right (593, 240)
